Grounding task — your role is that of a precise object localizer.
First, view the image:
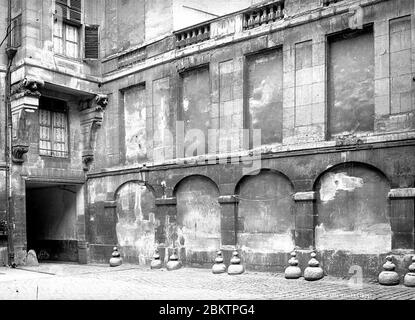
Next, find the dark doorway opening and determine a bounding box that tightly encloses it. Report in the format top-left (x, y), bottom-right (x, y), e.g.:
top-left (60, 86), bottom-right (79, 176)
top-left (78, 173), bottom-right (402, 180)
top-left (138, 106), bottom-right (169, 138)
top-left (26, 182), bottom-right (82, 262)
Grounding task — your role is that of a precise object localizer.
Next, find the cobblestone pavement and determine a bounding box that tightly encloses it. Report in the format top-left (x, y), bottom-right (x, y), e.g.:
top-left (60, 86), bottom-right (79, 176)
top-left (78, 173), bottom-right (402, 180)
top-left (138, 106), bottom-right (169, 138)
top-left (0, 263), bottom-right (413, 300)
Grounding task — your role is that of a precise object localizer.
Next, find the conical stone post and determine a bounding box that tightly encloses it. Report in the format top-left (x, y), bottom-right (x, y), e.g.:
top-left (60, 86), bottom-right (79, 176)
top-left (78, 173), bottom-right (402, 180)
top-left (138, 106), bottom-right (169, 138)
top-left (285, 251), bottom-right (302, 279)
top-left (304, 252), bottom-right (324, 281)
top-left (404, 256), bottom-right (415, 287)
top-left (379, 256), bottom-right (400, 286)
top-left (212, 251), bottom-right (227, 274)
top-left (109, 247), bottom-right (122, 267)
top-left (166, 248), bottom-right (182, 271)
top-left (151, 248), bottom-right (162, 269)
top-left (227, 251), bottom-right (245, 275)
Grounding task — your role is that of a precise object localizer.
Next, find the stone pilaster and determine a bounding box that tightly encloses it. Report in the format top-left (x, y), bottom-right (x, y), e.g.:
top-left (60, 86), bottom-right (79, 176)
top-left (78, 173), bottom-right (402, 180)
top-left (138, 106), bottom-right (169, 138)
top-left (293, 191), bottom-right (316, 249)
top-left (218, 195), bottom-right (237, 247)
top-left (388, 188), bottom-right (415, 250)
top-left (154, 197), bottom-right (177, 263)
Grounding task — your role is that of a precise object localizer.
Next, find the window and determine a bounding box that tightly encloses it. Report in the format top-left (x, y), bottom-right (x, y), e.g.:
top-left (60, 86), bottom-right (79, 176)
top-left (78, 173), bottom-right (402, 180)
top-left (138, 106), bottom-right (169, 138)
top-left (55, 0), bottom-right (82, 25)
top-left (54, 0), bottom-right (82, 58)
top-left (53, 20), bottom-right (80, 58)
top-left (39, 98), bottom-right (69, 158)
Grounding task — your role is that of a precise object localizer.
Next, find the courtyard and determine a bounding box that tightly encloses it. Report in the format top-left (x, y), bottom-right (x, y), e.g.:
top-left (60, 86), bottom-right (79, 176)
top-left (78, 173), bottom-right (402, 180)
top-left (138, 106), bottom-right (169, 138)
top-left (0, 263), bottom-right (413, 300)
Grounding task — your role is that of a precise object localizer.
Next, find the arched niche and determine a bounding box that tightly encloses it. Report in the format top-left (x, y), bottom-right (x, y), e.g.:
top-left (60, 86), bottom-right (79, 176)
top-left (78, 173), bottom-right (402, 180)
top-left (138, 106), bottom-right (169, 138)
top-left (114, 181), bottom-right (156, 263)
top-left (236, 169), bottom-right (295, 252)
top-left (315, 162), bottom-right (391, 254)
top-left (174, 175), bottom-right (221, 251)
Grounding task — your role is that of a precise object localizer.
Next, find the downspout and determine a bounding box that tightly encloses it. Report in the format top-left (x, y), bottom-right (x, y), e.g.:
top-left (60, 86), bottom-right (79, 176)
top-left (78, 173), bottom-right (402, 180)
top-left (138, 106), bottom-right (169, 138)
top-left (5, 0), bottom-right (16, 267)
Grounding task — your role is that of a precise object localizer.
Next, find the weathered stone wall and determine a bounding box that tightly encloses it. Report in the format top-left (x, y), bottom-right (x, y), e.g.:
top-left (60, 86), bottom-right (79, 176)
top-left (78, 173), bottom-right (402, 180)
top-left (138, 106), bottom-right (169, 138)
top-left (315, 163), bottom-right (391, 254)
top-left (87, 142), bottom-right (415, 277)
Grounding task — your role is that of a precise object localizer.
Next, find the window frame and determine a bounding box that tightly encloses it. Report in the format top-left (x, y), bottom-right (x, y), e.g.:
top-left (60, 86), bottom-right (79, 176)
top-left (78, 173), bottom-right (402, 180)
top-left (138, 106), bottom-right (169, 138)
top-left (53, 19), bottom-right (81, 59)
top-left (38, 98), bottom-right (70, 159)
top-left (53, 0), bottom-right (82, 59)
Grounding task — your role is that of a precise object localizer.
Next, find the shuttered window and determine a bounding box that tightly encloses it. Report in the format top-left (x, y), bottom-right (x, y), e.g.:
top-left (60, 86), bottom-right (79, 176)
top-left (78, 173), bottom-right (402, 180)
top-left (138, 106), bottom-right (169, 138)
top-left (53, 19), bottom-right (79, 58)
top-left (54, 0), bottom-right (81, 58)
top-left (85, 25), bottom-right (99, 59)
top-left (55, 0), bottom-right (82, 25)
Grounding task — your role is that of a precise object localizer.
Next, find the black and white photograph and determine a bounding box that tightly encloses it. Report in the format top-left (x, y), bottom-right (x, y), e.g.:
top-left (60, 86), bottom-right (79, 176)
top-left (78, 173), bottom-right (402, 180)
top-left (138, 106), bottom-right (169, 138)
top-left (0, 0), bottom-right (414, 313)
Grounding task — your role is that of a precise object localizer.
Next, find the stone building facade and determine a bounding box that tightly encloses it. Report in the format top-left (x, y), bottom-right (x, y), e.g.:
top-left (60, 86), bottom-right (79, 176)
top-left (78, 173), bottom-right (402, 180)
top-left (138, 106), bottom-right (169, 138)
top-left (0, 0), bottom-right (414, 279)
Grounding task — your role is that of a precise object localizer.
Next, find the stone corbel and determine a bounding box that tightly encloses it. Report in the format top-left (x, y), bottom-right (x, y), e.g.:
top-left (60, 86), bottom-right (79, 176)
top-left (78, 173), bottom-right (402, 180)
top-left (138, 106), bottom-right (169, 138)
top-left (80, 94), bottom-right (109, 171)
top-left (10, 77), bottom-right (45, 164)
top-left (11, 145), bottom-right (30, 164)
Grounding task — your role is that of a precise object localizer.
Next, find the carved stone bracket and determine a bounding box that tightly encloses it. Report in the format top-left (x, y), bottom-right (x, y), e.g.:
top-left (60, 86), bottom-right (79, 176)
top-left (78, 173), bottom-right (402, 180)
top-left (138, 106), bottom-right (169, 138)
top-left (10, 77), bottom-right (45, 165)
top-left (11, 144), bottom-right (29, 164)
top-left (80, 94), bottom-right (109, 171)
top-left (11, 76), bottom-right (45, 103)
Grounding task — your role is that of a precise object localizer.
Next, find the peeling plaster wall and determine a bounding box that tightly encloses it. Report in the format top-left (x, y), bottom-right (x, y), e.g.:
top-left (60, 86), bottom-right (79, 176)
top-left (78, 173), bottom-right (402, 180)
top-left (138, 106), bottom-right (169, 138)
top-left (237, 171), bottom-right (295, 253)
top-left (181, 67), bottom-right (212, 156)
top-left (175, 176), bottom-right (221, 252)
top-left (247, 49), bottom-right (283, 145)
top-left (115, 182), bottom-right (157, 263)
top-left (152, 77), bottom-right (172, 162)
top-left (123, 85), bottom-right (147, 164)
top-left (316, 164), bottom-right (391, 254)
top-left (328, 28), bottom-right (375, 136)
top-left (102, 0), bottom-right (145, 57)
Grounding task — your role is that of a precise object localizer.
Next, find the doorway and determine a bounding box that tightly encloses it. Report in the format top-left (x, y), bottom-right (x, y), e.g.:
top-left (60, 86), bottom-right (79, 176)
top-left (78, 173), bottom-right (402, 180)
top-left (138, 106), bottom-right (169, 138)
top-left (26, 182), bottom-right (83, 262)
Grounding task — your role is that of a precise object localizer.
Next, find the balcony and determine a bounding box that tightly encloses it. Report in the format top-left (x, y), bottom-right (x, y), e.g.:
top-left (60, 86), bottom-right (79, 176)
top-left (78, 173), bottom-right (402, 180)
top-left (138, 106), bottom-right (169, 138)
top-left (242, 1), bottom-right (285, 30)
top-left (175, 23), bottom-right (211, 49)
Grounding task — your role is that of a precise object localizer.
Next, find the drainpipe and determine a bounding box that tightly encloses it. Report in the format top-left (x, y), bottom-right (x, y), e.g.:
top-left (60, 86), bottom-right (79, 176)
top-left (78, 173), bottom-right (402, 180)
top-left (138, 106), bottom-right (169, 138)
top-left (5, 0), bottom-right (16, 267)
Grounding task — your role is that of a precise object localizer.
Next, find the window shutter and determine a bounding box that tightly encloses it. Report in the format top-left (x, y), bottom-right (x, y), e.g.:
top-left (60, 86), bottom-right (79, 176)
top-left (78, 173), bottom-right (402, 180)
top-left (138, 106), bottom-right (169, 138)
top-left (69, 0), bottom-right (82, 24)
top-left (55, 0), bottom-right (68, 20)
top-left (85, 25), bottom-right (99, 59)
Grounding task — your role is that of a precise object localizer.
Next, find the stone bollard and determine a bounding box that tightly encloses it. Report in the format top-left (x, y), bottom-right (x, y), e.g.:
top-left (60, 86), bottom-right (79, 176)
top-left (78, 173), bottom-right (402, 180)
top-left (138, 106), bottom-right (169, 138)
top-left (379, 256), bottom-right (400, 286)
top-left (109, 247), bottom-right (122, 267)
top-left (285, 251), bottom-right (301, 279)
top-left (227, 251), bottom-right (245, 275)
top-left (212, 251), bottom-right (227, 274)
top-left (151, 248), bottom-right (162, 270)
top-left (304, 252), bottom-right (324, 281)
top-left (166, 248), bottom-right (182, 271)
top-left (403, 256), bottom-right (415, 287)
